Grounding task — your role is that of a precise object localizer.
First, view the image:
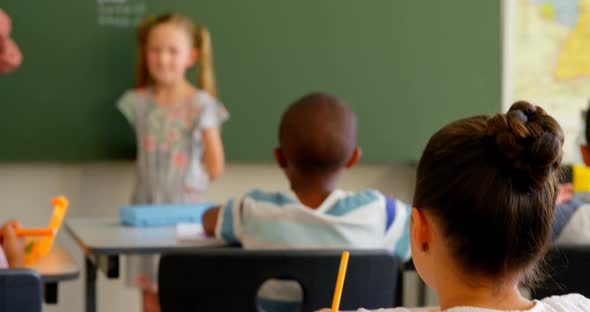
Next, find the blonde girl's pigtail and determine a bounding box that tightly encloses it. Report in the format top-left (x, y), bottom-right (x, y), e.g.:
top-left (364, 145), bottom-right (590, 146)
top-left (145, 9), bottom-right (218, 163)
top-left (135, 16), bottom-right (155, 88)
top-left (195, 24), bottom-right (217, 97)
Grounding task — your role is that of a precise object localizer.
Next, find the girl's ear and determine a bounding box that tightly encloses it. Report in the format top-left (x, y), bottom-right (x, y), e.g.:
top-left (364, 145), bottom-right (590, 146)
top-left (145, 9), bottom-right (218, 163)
top-left (188, 48), bottom-right (198, 67)
top-left (411, 207), bottom-right (431, 253)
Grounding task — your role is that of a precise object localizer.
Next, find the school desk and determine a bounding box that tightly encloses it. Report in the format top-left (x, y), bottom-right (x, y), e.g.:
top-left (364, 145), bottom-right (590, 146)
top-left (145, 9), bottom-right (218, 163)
top-left (65, 218), bottom-right (225, 312)
top-left (28, 245), bottom-right (80, 304)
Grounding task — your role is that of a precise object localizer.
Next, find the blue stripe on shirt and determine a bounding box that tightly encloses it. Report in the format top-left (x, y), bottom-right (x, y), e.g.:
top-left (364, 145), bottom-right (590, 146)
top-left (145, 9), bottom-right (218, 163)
top-left (325, 191), bottom-right (380, 216)
top-left (393, 202), bottom-right (411, 260)
top-left (220, 199), bottom-right (237, 243)
top-left (248, 190), bottom-right (298, 206)
top-left (385, 196), bottom-right (396, 232)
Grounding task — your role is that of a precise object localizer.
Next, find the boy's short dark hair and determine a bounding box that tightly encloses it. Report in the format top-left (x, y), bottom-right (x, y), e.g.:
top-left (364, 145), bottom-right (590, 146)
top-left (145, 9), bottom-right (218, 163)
top-left (279, 93), bottom-right (357, 175)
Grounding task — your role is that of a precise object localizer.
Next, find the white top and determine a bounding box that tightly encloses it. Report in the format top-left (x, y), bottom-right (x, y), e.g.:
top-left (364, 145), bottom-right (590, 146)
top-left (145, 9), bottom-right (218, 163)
top-left (357, 294), bottom-right (590, 312)
top-left (216, 189), bottom-right (411, 260)
top-left (215, 188), bottom-right (412, 311)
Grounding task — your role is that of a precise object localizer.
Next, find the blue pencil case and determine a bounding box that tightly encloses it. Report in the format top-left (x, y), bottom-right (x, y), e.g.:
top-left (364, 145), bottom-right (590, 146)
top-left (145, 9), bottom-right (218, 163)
top-left (120, 202), bottom-right (217, 227)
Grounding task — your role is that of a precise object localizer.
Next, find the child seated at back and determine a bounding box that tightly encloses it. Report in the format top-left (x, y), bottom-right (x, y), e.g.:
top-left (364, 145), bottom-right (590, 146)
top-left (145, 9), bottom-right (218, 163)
top-left (203, 92), bottom-right (411, 310)
top-left (553, 101), bottom-right (590, 244)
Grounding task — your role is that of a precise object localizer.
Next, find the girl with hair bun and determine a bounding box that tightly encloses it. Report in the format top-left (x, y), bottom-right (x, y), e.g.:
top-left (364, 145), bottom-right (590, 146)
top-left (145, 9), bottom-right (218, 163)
top-left (321, 102), bottom-right (590, 312)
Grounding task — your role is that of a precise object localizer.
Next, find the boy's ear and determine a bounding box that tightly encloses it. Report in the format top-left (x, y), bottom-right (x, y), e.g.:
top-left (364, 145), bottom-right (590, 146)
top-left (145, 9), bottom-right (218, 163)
top-left (345, 146), bottom-right (361, 169)
top-left (274, 147), bottom-right (287, 168)
top-left (581, 145), bottom-right (590, 166)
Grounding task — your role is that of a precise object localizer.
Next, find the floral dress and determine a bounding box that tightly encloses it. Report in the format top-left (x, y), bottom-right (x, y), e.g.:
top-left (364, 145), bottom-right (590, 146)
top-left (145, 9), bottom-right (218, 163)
top-left (117, 88), bottom-right (228, 285)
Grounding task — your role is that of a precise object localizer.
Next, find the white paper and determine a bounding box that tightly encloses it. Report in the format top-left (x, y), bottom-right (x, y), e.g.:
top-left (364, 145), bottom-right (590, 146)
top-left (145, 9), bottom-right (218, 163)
top-left (176, 223), bottom-right (208, 241)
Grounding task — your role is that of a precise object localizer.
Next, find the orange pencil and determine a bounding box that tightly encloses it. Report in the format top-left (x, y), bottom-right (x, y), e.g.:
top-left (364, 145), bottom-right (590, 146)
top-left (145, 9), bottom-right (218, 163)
top-left (331, 251), bottom-right (350, 312)
top-left (15, 227), bottom-right (56, 237)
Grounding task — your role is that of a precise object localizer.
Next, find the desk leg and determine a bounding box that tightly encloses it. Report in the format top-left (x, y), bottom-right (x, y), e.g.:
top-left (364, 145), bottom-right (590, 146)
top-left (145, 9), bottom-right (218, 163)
top-left (97, 255), bottom-right (119, 279)
top-left (395, 269), bottom-right (403, 306)
top-left (86, 256), bottom-right (97, 312)
top-left (417, 278), bottom-right (427, 306)
top-left (44, 282), bottom-right (58, 304)
top-left (107, 255), bottom-right (119, 278)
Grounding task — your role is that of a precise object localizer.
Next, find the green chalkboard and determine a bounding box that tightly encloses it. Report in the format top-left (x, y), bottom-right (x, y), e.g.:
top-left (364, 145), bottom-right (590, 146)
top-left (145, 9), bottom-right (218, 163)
top-left (0, 1), bottom-right (501, 162)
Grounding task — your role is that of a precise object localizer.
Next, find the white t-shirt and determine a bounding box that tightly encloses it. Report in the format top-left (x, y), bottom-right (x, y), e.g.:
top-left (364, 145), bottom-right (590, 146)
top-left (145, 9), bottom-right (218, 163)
top-left (356, 294), bottom-right (590, 312)
top-left (215, 189), bottom-right (412, 311)
top-left (216, 189), bottom-right (411, 260)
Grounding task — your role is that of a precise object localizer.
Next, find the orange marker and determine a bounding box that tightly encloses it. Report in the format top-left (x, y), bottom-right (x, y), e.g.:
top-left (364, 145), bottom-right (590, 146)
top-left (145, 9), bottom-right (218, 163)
top-left (15, 227), bottom-right (55, 237)
top-left (38, 195), bottom-right (69, 256)
top-left (21, 195), bottom-right (69, 266)
top-left (331, 251), bottom-right (350, 312)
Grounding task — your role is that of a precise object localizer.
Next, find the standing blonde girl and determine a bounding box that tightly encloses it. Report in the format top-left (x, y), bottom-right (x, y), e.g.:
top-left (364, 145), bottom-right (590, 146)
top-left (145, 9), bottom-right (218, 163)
top-left (117, 13), bottom-right (228, 311)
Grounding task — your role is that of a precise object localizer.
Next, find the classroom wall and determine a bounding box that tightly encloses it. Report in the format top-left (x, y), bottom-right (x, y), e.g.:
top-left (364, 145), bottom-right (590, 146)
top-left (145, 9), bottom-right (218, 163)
top-left (0, 162), bottom-right (429, 312)
top-left (0, 0), bottom-right (501, 163)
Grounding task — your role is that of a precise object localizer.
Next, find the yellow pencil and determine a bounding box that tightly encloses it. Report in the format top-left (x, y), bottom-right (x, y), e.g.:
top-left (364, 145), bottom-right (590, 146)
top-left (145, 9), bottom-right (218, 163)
top-left (331, 251), bottom-right (350, 312)
top-left (15, 227), bottom-right (56, 237)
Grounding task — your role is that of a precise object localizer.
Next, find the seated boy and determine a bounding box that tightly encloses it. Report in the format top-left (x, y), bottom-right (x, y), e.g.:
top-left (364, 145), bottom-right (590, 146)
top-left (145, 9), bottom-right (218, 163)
top-left (203, 92), bottom-right (411, 310)
top-left (0, 220), bottom-right (25, 268)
